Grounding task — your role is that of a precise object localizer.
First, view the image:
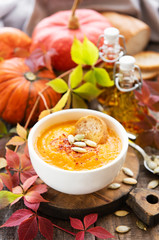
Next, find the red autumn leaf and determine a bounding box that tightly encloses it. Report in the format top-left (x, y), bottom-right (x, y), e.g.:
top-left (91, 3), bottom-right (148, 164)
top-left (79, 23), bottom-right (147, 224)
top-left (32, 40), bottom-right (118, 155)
top-left (25, 48), bottom-right (56, 72)
top-left (84, 213), bottom-right (98, 229)
top-left (154, 131), bottom-right (159, 149)
top-left (75, 231), bottom-right (85, 240)
top-left (24, 198), bottom-right (40, 212)
top-left (11, 172), bottom-right (20, 187)
top-left (24, 190), bottom-right (48, 203)
top-left (70, 217), bottom-right (84, 230)
top-left (6, 148), bottom-right (20, 170)
top-left (87, 226), bottom-right (115, 239)
top-left (12, 186), bottom-right (23, 194)
top-left (18, 215), bottom-right (38, 240)
top-left (0, 179), bottom-right (3, 191)
top-left (38, 216), bottom-right (53, 240)
top-left (146, 77), bottom-right (159, 96)
top-left (0, 209), bottom-right (33, 228)
top-left (29, 184), bottom-right (48, 194)
top-left (0, 173), bottom-right (13, 191)
top-left (20, 153), bottom-right (32, 169)
top-left (24, 144), bottom-right (30, 159)
top-left (22, 175), bottom-right (38, 192)
top-left (135, 80), bottom-right (159, 111)
top-left (134, 115), bottom-right (159, 149)
top-left (135, 114), bottom-right (157, 131)
top-left (20, 168), bottom-right (36, 184)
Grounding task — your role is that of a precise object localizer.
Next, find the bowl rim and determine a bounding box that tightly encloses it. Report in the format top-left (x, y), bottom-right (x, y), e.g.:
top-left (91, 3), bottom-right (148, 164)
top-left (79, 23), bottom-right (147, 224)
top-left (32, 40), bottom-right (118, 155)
top-left (28, 109), bottom-right (128, 174)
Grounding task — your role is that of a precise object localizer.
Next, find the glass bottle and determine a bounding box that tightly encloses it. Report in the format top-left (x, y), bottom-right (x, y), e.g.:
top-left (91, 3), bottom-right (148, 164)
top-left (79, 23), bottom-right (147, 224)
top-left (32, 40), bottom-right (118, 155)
top-left (103, 55), bottom-right (147, 134)
top-left (97, 27), bottom-right (126, 105)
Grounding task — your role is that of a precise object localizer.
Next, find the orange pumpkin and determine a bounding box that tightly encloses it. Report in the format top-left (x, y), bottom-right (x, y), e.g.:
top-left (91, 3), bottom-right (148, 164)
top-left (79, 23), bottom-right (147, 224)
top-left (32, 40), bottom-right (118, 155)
top-left (0, 27), bottom-right (31, 59)
top-left (0, 58), bottom-right (61, 125)
top-left (31, 9), bottom-right (111, 71)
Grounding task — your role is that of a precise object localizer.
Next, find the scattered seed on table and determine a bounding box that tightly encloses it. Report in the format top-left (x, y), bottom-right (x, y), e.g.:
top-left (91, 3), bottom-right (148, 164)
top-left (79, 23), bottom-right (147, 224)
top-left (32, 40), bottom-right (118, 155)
top-left (147, 179), bottom-right (159, 189)
top-left (108, 183), bottom-right (121, 189)
top-left (122, 178), bottom-right (137, 185)
top-left (122, 167), bottom-right (134, 177)
top-left (116, 225), bottom-right (130, 233)
top-left (114, 210), bottom-right (129, 217)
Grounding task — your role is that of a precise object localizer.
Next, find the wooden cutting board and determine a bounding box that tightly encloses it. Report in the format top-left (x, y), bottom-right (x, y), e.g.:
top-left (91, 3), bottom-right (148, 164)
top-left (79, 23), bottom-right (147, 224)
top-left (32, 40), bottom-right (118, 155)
top-left (39, 146), bottom-right (140, 219)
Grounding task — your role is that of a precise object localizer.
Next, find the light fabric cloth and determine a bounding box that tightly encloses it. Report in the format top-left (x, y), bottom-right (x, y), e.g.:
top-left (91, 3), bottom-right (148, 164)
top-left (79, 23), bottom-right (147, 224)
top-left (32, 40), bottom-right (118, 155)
top-left (0, 0), bottom-right (159, 41)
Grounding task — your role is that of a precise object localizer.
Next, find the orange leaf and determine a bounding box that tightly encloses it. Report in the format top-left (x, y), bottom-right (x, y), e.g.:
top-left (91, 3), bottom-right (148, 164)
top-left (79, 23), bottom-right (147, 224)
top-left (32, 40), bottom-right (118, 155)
top-left (6, 136), bottom-right (25, 146)
top-left (16, 123), bottom-right (27, 140)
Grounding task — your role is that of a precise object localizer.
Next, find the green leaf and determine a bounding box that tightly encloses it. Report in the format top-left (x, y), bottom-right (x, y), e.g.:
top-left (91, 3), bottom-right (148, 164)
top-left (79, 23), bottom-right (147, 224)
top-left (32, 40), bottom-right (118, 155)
top-left (82, 37), bottom-right (99, 66)
top-left (52, 90), bottom-right (70, 112)
top-left (73, 83), bottom-right (103, 101)
top-left (72, 93), bottom-right (88, 109)
top-left (84, 69), bottom-right (96, 84)
top-left (94, 67), bottom-right (114, 87)
top-left (71, 38), bottom-right (85, 65)
top-left (71, 37), bottom-right (99, 66)
top-left (70, 65), bottom-right (83, 89)
top-left (0, 120), bottom-right (7, 136)
top-left (47, 78), bottom-right (68, 93)
top-left (0, 191), bottom-right (23, 209)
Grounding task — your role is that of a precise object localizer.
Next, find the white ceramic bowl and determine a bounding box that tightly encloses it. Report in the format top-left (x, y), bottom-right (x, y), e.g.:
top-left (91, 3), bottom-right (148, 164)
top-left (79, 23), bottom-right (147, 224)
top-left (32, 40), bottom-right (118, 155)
top-left (28, 109), bottom-right (128, 195)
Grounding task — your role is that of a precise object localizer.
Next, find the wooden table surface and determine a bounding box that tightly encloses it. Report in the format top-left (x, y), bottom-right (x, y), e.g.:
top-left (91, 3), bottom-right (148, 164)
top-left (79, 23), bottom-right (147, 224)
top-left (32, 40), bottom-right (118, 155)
top-left (0, 42), bottom-right (159, 240)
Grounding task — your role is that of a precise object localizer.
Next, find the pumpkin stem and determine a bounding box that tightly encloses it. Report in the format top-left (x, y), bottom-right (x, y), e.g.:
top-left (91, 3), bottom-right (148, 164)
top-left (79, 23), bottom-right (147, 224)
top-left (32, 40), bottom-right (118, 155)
top-left (24, 72), bottom-right (36, 81)
top-left (68, 0), bottom-right (80, 29)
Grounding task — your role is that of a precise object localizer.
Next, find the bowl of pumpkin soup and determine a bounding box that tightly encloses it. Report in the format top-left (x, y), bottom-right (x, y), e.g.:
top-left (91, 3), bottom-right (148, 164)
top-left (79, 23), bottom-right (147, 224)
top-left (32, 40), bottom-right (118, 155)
top-left (28, 109), bottom-right (128, 195)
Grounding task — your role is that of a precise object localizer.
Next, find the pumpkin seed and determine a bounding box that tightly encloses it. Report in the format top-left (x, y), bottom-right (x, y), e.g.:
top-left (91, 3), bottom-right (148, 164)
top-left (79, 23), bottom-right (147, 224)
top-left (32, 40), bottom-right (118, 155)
top-left (73, 142), bottom-right (86, 147)
top-left (136, 220), bottom-right (147, 231)
top-left (116, 225), bottom-right (130, 233)
top-left (154, 166), bottom-right (159, 174)
top-left (147, 160), bottom-right (157, 170)
top-left (108, 183), bottom-right (121, 189)
top-left (68, 135), bottom-right (75, 145)
top-left (122, 167), bottom-right (134, 177)
top-left (85, 139), bottom-right (97, 148)
top-left (74, 134), bottom-right (85, 141)
top-left (154, 156), bottom-right (159, 165)
top-left (71, 147), bottom-right (87, 153)
top-left (147, 179), bottom-right (159, 189)
top-left (122, 178), bottom-right (137, 185)
top-left (114, 210), bottom-right (129, 217)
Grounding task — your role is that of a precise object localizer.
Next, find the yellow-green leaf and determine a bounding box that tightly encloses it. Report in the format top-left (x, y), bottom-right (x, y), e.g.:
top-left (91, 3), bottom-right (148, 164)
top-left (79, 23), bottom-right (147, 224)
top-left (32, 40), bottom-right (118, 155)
top-left (70, 65), bottom-right (83, 89)
top-left (71, 38), bottom-right (85, 65)
top-left (16, 123), bottom-right (27, 140)
top-left (84, 69), bottom-right (96, 84)
top-left (53, 89), bottom-right (70, 112)
top-left (71, 37), bottom-right (99, 66)
top-left (47, 78), bottom-right (68, 93)
top-left (82, 37), bottom-right (99, 66)
top-left (73, 83), bottom-right (103, 100)
top-left (72, 93), bottom-right (88, 109)
top-left (0, 191), bottom-right (23, 209)
top-left (6, 136), bottom-right (25, 146)
top-left (94, 67), bottom-right (114, 87)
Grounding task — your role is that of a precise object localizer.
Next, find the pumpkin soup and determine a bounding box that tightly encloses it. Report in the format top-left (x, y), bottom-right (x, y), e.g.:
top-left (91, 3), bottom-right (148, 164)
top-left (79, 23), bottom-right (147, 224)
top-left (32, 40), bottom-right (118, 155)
top-left (35, 120), bottom-right (122, 171)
